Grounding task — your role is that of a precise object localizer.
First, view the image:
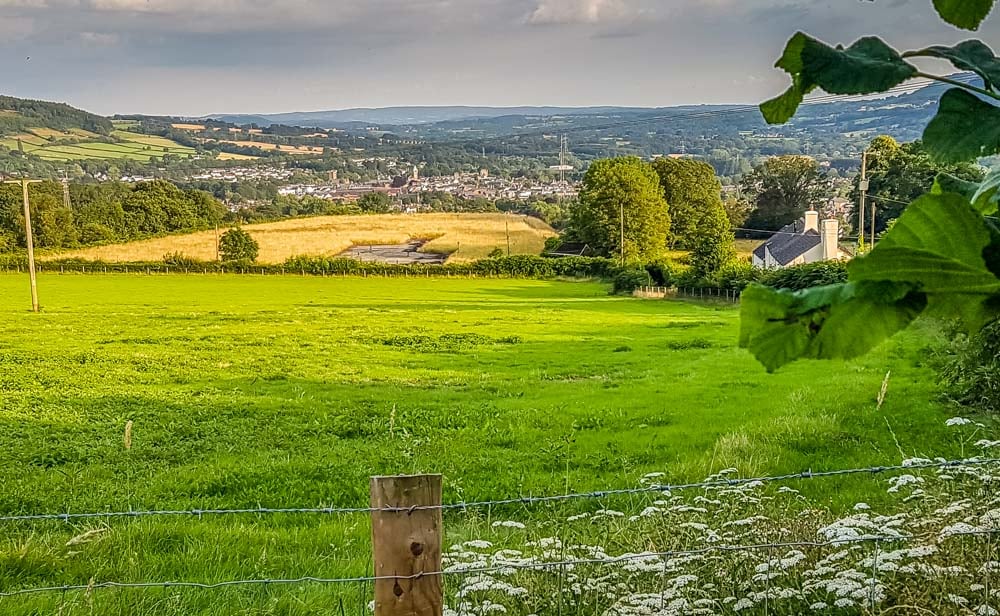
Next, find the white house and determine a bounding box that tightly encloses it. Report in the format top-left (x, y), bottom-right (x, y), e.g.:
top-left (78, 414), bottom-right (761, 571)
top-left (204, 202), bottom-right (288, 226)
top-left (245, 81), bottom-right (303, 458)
top-left (751, 210), bottom-right (848, 269)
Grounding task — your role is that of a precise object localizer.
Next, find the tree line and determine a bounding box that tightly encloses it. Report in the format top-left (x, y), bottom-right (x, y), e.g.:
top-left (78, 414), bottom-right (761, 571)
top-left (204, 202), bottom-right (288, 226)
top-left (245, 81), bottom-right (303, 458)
top-left (0, 180), bottom-right (226, 252)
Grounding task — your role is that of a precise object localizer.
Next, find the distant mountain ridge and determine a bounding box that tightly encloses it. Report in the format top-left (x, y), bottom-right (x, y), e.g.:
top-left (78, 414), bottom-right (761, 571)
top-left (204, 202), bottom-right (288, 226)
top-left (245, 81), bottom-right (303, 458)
top-left (205, 105), bottom-right (654, 127)
top-left (199, 79), bottom-right (961, 142)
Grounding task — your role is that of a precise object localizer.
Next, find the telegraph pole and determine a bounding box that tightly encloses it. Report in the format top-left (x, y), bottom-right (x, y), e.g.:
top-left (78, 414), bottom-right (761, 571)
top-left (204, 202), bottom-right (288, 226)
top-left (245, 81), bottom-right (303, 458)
top-left (4, 177), bottom-right (43, 312)
top-left (620, 202), bottom-right (626, 266)
top-left (871, 198), bottom-right (877, 248)
top-left (858, 150), bottom-right (869, 253)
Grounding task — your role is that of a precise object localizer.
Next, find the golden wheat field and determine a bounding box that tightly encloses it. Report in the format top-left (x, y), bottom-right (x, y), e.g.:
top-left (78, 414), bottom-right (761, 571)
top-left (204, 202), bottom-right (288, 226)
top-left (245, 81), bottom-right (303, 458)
top-left (54, 214), bottom-right (557, 264)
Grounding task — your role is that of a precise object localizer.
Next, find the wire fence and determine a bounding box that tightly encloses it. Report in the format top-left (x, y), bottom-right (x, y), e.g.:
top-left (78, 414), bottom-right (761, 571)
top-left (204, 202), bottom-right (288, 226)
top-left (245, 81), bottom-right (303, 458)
top-left (1, 457), bottom-right (992, 523)
top-left (1, 529), bottom-right (997, 600)
top-left (1, 456), bottom-right (997, 606)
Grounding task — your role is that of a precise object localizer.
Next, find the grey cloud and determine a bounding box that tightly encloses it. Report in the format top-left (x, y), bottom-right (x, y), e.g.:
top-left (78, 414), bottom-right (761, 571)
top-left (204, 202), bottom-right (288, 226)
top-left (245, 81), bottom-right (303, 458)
top-left (0, 0), bottom-right (997, 116)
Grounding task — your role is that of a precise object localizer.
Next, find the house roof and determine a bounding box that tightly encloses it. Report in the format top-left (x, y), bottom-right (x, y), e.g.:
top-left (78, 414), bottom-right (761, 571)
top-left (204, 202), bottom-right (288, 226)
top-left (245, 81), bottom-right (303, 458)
top-left (547, 242), bottom-right (592, 257)
top-left (753, 220), bottom-right (822, 266)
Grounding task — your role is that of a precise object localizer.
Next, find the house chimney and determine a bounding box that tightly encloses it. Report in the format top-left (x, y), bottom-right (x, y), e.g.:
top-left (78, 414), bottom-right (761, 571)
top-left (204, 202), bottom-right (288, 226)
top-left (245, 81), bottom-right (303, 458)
top-left (804, 210), bottom-right (819, 233)
top-left (821, 218), bottom-right (839, 261)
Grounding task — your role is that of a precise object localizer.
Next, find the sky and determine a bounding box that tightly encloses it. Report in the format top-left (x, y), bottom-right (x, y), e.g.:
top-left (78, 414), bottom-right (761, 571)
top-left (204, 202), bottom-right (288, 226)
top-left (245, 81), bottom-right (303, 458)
top-left (0, 0), bottom-right (997, 116)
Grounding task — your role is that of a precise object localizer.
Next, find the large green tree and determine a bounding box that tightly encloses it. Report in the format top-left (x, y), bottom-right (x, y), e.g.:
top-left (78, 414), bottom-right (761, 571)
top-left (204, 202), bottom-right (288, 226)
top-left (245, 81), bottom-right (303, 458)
top-left (358, 191), bottom-right (394, 214)
top-left (688, 201), bottom-right (737, 279)
top-left (741, 156), bottom-right (828, 231)
top-left (650, 158), bottom-right (723, 249)
top-left (853, 135), bottom-right (984, 232)
top-left (573, 157), bottom-right (670, 262)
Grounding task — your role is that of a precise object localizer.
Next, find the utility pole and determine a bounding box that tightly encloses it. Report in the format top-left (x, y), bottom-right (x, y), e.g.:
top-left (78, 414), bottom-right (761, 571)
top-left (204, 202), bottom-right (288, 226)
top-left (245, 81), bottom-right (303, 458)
top-left (871, 198), bottom-right (877, 248)
top-left (61, 170), bottom-right (71, 209)
top-left (4, 177), bottom-right (43, 312)
top-left (620, 202), bottom-right (626, 267)
top-left (505, 220), bottom-right (511, 256)
top-left (858, 150), bottom-right (869, 253)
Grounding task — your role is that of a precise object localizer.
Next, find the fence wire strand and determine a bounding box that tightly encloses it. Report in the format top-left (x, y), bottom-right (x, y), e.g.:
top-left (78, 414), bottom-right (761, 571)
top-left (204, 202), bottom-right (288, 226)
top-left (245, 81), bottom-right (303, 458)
top-left (1, 529), bottom-right (996, 599)
top-left (1, 457), bottom-right (995, 523)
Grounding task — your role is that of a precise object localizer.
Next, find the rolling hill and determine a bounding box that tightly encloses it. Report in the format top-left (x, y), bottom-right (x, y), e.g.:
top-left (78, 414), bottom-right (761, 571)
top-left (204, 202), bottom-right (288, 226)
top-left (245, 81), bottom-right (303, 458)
top-left (0, 97), bottom-right (194, 162)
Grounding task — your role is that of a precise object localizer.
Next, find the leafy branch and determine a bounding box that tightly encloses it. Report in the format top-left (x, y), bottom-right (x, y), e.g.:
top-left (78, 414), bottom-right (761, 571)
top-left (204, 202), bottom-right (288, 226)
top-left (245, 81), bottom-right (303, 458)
top-left (741, 0), bottom-right (1000, 371)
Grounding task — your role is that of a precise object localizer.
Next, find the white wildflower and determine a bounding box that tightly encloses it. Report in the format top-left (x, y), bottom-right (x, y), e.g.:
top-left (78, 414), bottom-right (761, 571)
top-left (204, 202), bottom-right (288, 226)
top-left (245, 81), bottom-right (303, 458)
top-left (946, 417), bottom-right (973, 426)
top-left (947, 594), bottom-right (969, 606)
top-left (732, 598), bottom-right (754, 611)
top-left (491, 521), bottom-right (525, 529)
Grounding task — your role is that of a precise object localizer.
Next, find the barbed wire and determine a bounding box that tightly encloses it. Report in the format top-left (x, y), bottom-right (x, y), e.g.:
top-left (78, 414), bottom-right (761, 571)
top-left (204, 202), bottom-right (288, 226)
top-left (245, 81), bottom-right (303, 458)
top-left (0, 457), bottom-right (996, 523)
top-left (1, 528), bottom-right (995, 599)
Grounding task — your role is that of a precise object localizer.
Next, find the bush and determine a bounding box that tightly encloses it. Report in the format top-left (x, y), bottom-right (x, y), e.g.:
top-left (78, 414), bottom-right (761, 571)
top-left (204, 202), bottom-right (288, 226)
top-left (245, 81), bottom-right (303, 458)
top-left (543, 236), bottom-right (563, 252)
top-left (714, 259), bottom-right (762, 291)
top-left (219, 228), bottom-right (259, 263)
top-left (78, 223), bottom-right (116, 245)
top-left (611, 268), bottom-right (651, 295)
top-left (759, 260), bottom-right (848, 290)
top-left (645, 260), bottom-right (679, 287)
top-left (162, 252), bottom-right (205, 268)
top-left (487, 247), bottom-right (505, 259)
top-left (934, 320), bottom-right (1000, 412)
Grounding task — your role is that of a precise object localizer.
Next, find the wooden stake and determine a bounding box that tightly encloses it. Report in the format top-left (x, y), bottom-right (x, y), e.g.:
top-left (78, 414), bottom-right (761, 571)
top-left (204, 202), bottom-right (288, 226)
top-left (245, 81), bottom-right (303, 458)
top-left (370, 475), bottom-right (443, 616)
top-left (4, 178), bottom-right (42, 312)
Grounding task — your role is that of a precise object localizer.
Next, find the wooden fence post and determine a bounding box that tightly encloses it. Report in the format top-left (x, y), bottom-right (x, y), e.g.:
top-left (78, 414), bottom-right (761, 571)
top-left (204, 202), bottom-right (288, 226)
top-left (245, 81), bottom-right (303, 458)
top-left (370, 474), bottom-right (443, 616)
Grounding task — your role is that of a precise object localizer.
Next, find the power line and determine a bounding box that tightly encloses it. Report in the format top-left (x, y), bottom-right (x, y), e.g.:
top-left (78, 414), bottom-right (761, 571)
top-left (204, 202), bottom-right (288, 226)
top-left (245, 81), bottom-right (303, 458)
top-left (0, 457), bottom-right (994, 523)
top-left (734, 227), bottom-right (863, 241)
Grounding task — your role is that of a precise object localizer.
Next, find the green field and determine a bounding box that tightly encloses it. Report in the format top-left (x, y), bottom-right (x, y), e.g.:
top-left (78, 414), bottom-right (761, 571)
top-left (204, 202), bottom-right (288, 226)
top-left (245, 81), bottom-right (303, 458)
top-left (0, 274), bottom-right (975, 614)
top-left (0, 129), bottom-right (195, 162)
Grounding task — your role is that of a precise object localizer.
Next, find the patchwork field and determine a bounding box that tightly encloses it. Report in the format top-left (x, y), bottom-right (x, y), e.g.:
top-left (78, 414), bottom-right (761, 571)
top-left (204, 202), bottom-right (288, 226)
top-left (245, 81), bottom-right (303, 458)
top-left (0, 128), bottom-right (195, 162)
top-left (211, 139), bottom-right (324, 154)
top-left (54, 213), bottom-right (558, 263)
top-left (0, 275), bottom-right (966, 614)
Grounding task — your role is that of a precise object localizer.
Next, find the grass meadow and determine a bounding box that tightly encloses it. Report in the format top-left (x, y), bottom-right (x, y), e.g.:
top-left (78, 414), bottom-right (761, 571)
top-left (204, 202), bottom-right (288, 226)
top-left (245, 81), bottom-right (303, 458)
top-left (0, 128), bottom-right (195, 162)
top-left (54, 213), bottom-right (557, 264)
top-left (0, 273), bottom-right (977, 614)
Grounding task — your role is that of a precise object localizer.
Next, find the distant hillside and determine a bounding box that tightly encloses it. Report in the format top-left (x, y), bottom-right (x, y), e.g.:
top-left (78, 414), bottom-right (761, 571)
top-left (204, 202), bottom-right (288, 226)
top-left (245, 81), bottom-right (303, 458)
top-left (0, 96), bottom-right (113, 136)
top-left (206, 80), bottom-right (957, 146)
top-left (207, 106), bottom-right (650, 128)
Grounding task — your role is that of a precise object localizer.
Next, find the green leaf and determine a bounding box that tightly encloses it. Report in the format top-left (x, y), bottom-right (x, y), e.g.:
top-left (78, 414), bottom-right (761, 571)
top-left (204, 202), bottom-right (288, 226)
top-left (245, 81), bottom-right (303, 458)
top-left (761, 33), bottom-right (916, 124)
top-left (851, 192), bottom-right (999, 291)
top-left (905, 40), bottom-right (1000, 91)
top-left (761, 85), bottom-right (808, 125)
top-left (932, 172), bottom-right (981, 201)
top-left (932, 0), bottom-right (996, 30)
top-left (933, 169), bottom-right (1000, 214)
top-left (802, 36), bottom-right (918, 94)
top-left (971, 167), bottom-right (1000, 214)
top-left (739, 282), bottom-right (925, 372)
top-left (923, 88), bottom-right (1000, 162)
top-left (849, 192), bottom-right (1000, 329)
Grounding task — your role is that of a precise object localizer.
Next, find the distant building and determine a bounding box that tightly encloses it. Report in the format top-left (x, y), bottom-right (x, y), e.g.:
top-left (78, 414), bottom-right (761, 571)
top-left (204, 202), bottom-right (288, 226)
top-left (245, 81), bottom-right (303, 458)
top-left (752, 211), bottom-right (848, 269)
top-left (546, 242), bottom-right (595, 258)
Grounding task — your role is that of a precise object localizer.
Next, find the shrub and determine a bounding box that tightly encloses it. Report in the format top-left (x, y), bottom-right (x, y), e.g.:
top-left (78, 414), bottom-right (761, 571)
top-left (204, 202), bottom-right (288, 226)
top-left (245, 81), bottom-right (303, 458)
top-left (715, 259), bottom-right (762, 291)
top-left (543, 236), bottom-right (563, 252)
top-left (645, 260), bottom-right (679, 287)
top-left (78, 223), bottom-right (116, 245)
top-left (933, 320), bottom-right (1000, 412)
top-left (759, 260), bottom-right (848, 291)
top-left (162, 252), bottom-right (205, 268)
top-left (611, 268), bottom-right (651, 295)
top-left (487, 247), bottom-right (505, 259)
top-left (219, 228), bottom-right (259, 263)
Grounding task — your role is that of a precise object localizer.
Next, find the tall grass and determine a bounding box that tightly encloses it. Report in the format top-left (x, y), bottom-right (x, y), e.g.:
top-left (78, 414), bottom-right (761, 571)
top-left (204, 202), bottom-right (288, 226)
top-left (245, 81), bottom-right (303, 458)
top-left (53, 213), bottom-right (556, 264)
